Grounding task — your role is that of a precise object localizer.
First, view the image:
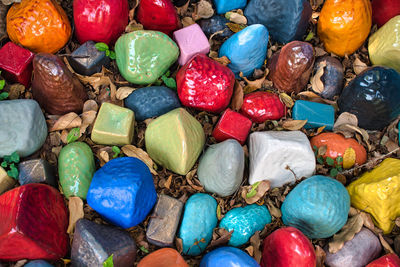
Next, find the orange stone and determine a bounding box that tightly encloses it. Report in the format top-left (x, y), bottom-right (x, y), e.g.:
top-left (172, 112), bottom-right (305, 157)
top-left (7, 0), bottom-right (72, 54)
top-left (318, 0), bottom-right (372, 57)
top-left (138, 248), bottom-right (188, 267)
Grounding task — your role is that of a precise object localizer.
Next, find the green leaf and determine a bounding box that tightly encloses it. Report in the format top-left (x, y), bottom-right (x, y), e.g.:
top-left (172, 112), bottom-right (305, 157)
top-left (10, 152), bottom-right (19, 164)
top-left (326, 157), bottom-right (335, 166)
top-left (317, 156), bottom-right (324, 165)
top-left (153, 79), bottom-right (162, 86)
top-left (337, 166), bottom-right (343, 172)
top-left (139, 246), bottom-right (149, 253)
top-left (7, 164), bottom-right (18, 179)
top-left (305, 31), bottom-right (314, 41)
top-left (161, 76), bottom-right (177, 90)
top-left (109, 51), bottom-right (116, 60)
top-left (164, 70), bottom-right (170, 77)
top-left (1, 161), bottom-right (7, 168)
top-left (105, 50), bottom-right (110, 57)
top-left (246, 181), bottom-right (260, 198)
top-left (103, 254), bottom-right (113, 267)
top-left (95, 42), bottom-right (109, 52)
top-left (67, 127), bottom-right (81, 144)
top-left (3, 155), bottom-right (11, 164)
top-left (330, 168), bottom-right (339, 177)
top-left (0, 79), bottom-right (5, 90)
top-left (336, 156), bottom-right (343, 164)
top-left (0, 91), bottom-right (8, 100)
top-left (112, 146), bottom-right (121, 158)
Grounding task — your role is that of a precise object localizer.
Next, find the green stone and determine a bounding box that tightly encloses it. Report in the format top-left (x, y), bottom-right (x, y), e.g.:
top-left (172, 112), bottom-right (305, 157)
top-left (145, 108), bottom-right (205, 175)
top-left (58, 142), bottom-right (95, 199)
top-left (115, 31), bottom-right (179, 85)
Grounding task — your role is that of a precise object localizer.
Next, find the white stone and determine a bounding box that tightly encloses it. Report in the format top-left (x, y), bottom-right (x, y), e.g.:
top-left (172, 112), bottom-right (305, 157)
top-left (249, 131), bottom-right (316, 187)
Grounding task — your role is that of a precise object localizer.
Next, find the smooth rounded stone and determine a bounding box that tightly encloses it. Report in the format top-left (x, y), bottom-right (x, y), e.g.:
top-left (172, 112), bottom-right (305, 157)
top-left (337, 66), bottom-right (400, 130)
top-left (281, 175), bottom-right (350, 239)
top-left (312, 56), bottom-right (344, 100)
top-left (32, 53), bottom-right (87, 115)
top-left (124, 86), bottom-right (181, 121)
top-left (178, 193), bottom-right (218, 256)
top-left (0, 99), bottom-right (47, 158)
top-left (368, 16), bottom-right (400, 73)
top-left (244, 0), bottom-right (312, 44)
top-left (87, 157), bottom-right (157, 229)
top-left (200, 247), bottom-right (259, 267)
top-left (68, 41), bottom-right (110, 76)
top-left (0, 167), bottom-right (15, 195)
top-left (269, 41), bottom-right (315, 94)
top-left (324, 228), bottom-right (381, 267)
top-left (199, 16), bottom-right (233, 40)
top-left (219, 204), bottom-right (272, 247)
top-left (213, 0), bottom-right (246, 14)
top-left (240, 91), bottom-right (286, 123)
top-left (372, 0), bottom-right (400, 27)
top-left (197, 139), bottom-right (244, 197)
top-left (71, 219), bottom-right (136, 267)
top-left (367, 254), bottom-right (400, 267)
top-left (24, 260), bottom-right (54, 267)
top-left (58, 142), bottom-right (95, 200)
top-left (18, 159), bottom-right (57, 188)
top-left (0, 184), bottom-right (68, 261)
top-left (292, 100), bottom-right (335, 130)
top-left (145, 108), bottom-right (205, 175)
top-left (115, 31), bottom-right (179, 85)
top-left (219, 24), bottom-right (269, 77)
top-left (248, 131), bottom-right (316, 187)
top-left (138, 248), bottom-right (188, 267)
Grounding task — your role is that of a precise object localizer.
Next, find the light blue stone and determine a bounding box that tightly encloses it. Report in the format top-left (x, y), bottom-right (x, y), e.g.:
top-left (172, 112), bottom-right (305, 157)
top-left (178, 193), bottom-right (218, 256)
top-left (24, 260), bottom-right (54, 267)
top-left (200, 247), bottom-right (260, 267)
top-left (281, 175), bottom-right (350, 239)
top-left (292, 100), bottom-right (334, 130)
top-left (219, 24), bottom-right (269, 78)
top-left (213, 0), bottom-right (247, 14)
top-left (219, 204), bottom-right (271, 247)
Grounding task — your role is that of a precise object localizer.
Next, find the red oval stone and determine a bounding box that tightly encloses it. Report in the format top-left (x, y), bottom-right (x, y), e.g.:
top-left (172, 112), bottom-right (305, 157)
top-left (240, 91), bottom-right (286, 123)
top-left (372, 0), bottom-right (400, 27)
top-left (367, 254), bottom-right (400, 267)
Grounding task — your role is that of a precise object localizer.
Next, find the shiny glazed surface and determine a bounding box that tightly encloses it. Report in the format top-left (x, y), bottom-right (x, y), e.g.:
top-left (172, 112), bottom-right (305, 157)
top-left (371, 0), bottom-right (400, 27)
top-left (138, 248), bottom-right (188, 267)
top-left (200, 247), bottom-right (259, 267)
top-left (240, 91), bottom-right (286, 123)
top-left (367, 253), bottom-right (400, 267)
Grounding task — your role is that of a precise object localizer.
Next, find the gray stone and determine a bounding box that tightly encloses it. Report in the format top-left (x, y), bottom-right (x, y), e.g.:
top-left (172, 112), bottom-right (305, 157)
top-left (18, 159), bottom-right (57, 187)
top-left (68, 41), bottom-right (110, 76)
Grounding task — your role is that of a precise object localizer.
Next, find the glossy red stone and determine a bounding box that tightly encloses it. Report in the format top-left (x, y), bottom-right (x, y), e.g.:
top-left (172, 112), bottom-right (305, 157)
top-left (240, 91), bottom-right (286, 123)
top-left (0, 184), bottom-right (68, 261)
top-left (0, 42), bottom-right (34, 87)
top-left (261, 227), bottom-right (316, 267)
top-left (212, 108), bottom-right (252, 145)
top-left (73, 0), bottom-right (129, 45)
top-left (372, 0), bottom-right (400, 27)
top-left (136, 0), bottom-right (180, 35)
top-left (177, 54), bottom-right (235, 113)
top-left (367, 254), bottom-right (400, 267)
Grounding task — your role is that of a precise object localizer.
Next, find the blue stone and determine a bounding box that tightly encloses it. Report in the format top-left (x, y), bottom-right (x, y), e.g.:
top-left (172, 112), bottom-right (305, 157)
top-left (213, 0), bottom-right (247, 14)
top-left (338, 66), bottom-right (400, 130)
top-left (24, 260), bottom-right (53, 267)
top-left (124, 86), bottom-right (181, 121)
top-left (200, 247), bottom-right (260, 267)
top-left (87, 157), bottom-right (157, 229)
top-left (199, 16), bottom-right (234, 40)
top-left (219, 24), bottom-right (269, 77)
top-left (292, 100), bottom-right (334, 130)
top-left (178, 193), bottom-right (218, 256)
top-left (244, 0), bottom-right (312, 44)
top-left (68, 41), bottom-right (110, 76)
top-left (281, 175), bottom-right (350, 239)
top-left (219, 204), bottom-right (271, 247)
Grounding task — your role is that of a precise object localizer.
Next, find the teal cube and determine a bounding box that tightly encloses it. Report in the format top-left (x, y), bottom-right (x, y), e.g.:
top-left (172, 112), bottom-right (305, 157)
top-left (292, 100), bottom-right (334, 130)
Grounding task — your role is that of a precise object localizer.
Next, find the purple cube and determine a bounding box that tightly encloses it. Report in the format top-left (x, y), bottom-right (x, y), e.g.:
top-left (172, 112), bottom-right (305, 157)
top-left (173, 23), bottom-right (210, 66)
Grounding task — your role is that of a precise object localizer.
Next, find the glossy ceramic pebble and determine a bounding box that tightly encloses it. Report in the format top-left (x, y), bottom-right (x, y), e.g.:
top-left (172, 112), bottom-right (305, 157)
top-left (281, 175), bottom-right (350, 239)
top-left (219, 24), bottom-right (269, 77)
top-left (312, 56), bottom-right (344, 100)
top-left (138, 248), bottom-right (188, 267)
top-left (87, 157), bottom-right (157, 229)
top-left (248, 131), bottom-right (316, 187)
top-left (220, 204), bottom-right (272, 247)
top-left (0, 166), bottom-right (15, 195)
top-left (68, 41), bottom-right (110, 76)
top-left (24, 260), bottom-right (54, 267)
top-left (197, 139), bottom-right (244, 197)
top-left (213, 0), bottom-right (246, 14)
top-left (199, 16), bottom-right (233, 40)
top-left (178, 193), bottom-right (218, 256)
top-left (292, 100), bottom-right (335, 130)
top-left (124, 86), bottom-right (181, 121)
top-left (0, 99), bottom-right (47, 158)
top-left (18, 159), bottom-right (57, 188)
top-left (367, 254), bottom-right (400, 267)
top-left (200, 247), bottom-right (259, 267)
top-left (240, 91), bottom-right (286, 123)
top-left (372, 0), bottom-right (400, 27)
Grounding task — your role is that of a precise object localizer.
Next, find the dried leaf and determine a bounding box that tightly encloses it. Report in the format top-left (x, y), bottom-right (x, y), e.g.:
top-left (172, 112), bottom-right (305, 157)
top-left (177, 0), bottom-right (190, 15)
top-left (165, 175), bottom-right (172, 189)
top-left (194, 0), bottom-right (214, 19)
top-left (99, 150), bottom-right (110, 164)
top-left (311, 61), bottom-right (326, 94)
top-left (175, 237), bottom-right (183, 253)
top-left (226, 22), bottom-right (245, 33)
top-left (245, 246), bottom-right (254, 256)
top-left (181, 16), bottom-right (195, 27)
top-left (266, 199), bottom-right (282, 218)
top-left (185, 169), bottom-right (204, 191)
top-left (279, 92), bottom-right (294, 108)
top-left (7, 83), bottom-right (25, 99)
top-left (116, 87), bottom-right (135, 100)
top-left (67, 197), bottom-right (84, 234)
top-left (360, 212), bottom-right (375, 231)
top-left (298, 91), bottom-right (321, 99)
top-left (80, 110), bottom-right (97, 135)
top-left (334, 112), bottom-right (358, 129)
top-left (379, 234), bottom-right (395, 254)
top-left (208, 228), bottom-right (232, 249)
top-left (231, 81), bottom-right (244, 111)
top-left (83, 100), bottom-right (98, 112)
top-left (315, 245), bottom-right (326, 267)
top-left (240, 180), bottom-right (270, 204)
top-left (343, 147), bottom-right (356, 169)
top-left (125, 20), bottom-right (144, 32)
top-left (240, 71), bottom-right (268, 94)
top-left (353, 57), bottom-right (368, 75)
top-left (249, 231), bottom-right (262, 263)
top-left (329, 213), bottom-right (364, 254)
top-left (282, 119), bottom-right (307, 131)
top-left (210, 55), bottom-right (231, 66)
top-left (50, 112), bottom-right (82, 131)
top-left (121, 145), bottom-right (157, 175)
top-left (1, 0), bottom-right (20, 5)
top-left (225, 12), bottom-right (247, 24)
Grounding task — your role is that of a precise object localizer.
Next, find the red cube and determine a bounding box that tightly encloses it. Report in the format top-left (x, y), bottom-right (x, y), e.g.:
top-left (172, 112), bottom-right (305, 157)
top-left (212, 108), bottom-right (252, 145)
top-left (0, 42), bottom-right (35, 87)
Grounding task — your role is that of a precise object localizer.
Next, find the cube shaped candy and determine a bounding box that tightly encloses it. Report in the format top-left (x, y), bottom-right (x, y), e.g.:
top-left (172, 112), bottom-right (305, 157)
top-left (68, 41), bottom-right (110, 76)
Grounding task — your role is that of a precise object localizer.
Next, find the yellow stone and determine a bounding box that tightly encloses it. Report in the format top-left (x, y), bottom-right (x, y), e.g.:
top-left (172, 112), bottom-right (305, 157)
top-left (347, 158), bottom-right (400, 233)
top-left (0, 166), bottom-right (15, 195)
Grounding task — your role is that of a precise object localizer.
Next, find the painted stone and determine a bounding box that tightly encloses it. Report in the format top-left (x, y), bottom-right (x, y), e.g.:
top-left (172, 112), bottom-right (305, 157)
top-left (244, 0), bottom-right (312, 44)
top-left (71, 219), bottom-right (136, 267)
top-left (0, 99), bottom-right (47, 158)
top-left (213, 0), bottom-right (246, 14)
top-left (177, 54), bottom-right (235, 113)
top-left (146, 195), bottom-right (184, 247)
top-left (261, 227), bottom-right (316, 267)
top-left (0, 42), bottom-right (34, 87)
top-left (0, 166), bottom-right (15, 195)
top-left (173, 23), bottom-right (210, 66)
top-left (73, 0), bottom-right (129, 45)
top-left (145, 108), bottom-right (205, 175)
top-left (178, 193), bottom-right (218, 256)
top-left (324, 228), bottom-right (381, 267)
top-left (198, 139), bottom-right (244, 197)
top-left (248, 131), bottom-right (316, 187)
top-left (219, 204), bottom-right (272, 247)
top-left (318, 0), bottom-right (372, 56)
top-left (368, 16), bottom-right (400, 73)
top-left (91, 103), bottom-right (135, 146)
top-left (18, 159), bottom-right (57, 188)
top-left (68, 41), bottom-right (110, 76)
top-left (372, 0), bottom-right (400, 27)
top-left (281, 175), bottom-right (350, 239)
top-left (0, 184), bottom-right (68, 261)
top-left (200, 247), bottom-right (259, 267)
top-left (32, 53), bottom-right (87, 115)
top-left (24, 260), bottom-right (54, 267)
top-left (347, 158), bottom-right (400, 233)
top-left (240, 91), bottom-right (286, 123)
top-left (219, 24), bottom-right (269, 77)
top-left (138, 248), bottom-right (188, 267)
top-left (312, 56), bottom-right (344, 100)
top-left (6, 0), bottom-right (72, 54)
top-left (269, 41), bottom-right (315, 94)
top-left (124, 86), bottom-right (181, 121)
top-left (367, 254), bottom-right (400, 267)
top-left (87, 157), bottom-right (157, 229)
top-left (212, 108), bottom-right (252, 145)
top-left (115, 31), bottom-right (179, 85)
top-left (58, 142), bottom-right (95, 199)
top-left (337, 66), bottom-right (400, 130)
top-left (292, 100), bottom-right (335, 130)
top-left (199, 16), bottom-right (233, 40)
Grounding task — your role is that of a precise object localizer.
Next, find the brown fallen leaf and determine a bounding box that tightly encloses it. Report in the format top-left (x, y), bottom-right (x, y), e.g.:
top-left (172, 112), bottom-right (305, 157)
top-left (226, 22), bottom-right (245, 33)
top-left (240, 71), bottom-right (268, 94)
top-left (266, 199), bottom-right (282, 218)
top-left (80, 110), bottom-right (97, 135)
top-left (99, 150), bottom-right (110, 164)
top-left (282, 119), bottom-right (307, 131)
top-left (249, 231), bottom-right (262, 263)
top-left (279, 92), bottom-right (294, 108)
top-left (164, 175), bottom-right (173, 189)
top-left (175, 237), bottom-right (183, 254)
top-left (210, 55), bottom-right (231, 66)
top-left (125, 20), bottom-right (144, 32)
top-left (181, 16), bottom-right (196, 27)
top-left (208, 228), bottom-right (232, 249)
top-left (231, 81), bottom-right (244, 111)
top-left (240, 180), bottom-right (270, 204)
top-left (7, 83), bottom-right (25, 100)
top-left (121, 145), bottom-right (157, 175)
top-left (379, 234), bottom-right (395, 254)
top-left (50, 112), bottom-right (82, 131)
top-left (177, 0), bottom-right (190, 16)
top-left (245, 246), bottom-right (254, 257)
top-left (67, 197), bottom-right (84, 234)
top-left (311, 60), bottom-right (326, 94)
top-left (315, 245), bottom-right (326, 267)
top-left (116, 86), bottom-right (135, 100)
top-left (353, 56), bottom-right (368, 75)
top-left (193, 0), bottom-right (214, 20)
top-left (185, 169), bottom-right (204, 191)
top-left (226, 12), bottom-right (247, 24)
top-left (333, 112), bottom-right (358, 129)
top-left (82, 99), bottom-right (98, 113)
top-left (360, 212), bottom-right (375, 231)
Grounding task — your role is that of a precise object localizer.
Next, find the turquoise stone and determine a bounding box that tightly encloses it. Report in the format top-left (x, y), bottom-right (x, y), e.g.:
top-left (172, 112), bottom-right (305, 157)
top-left (292, 100), bottom-right (334, 130)
top-left (213, 0), bottom-right (247, 14)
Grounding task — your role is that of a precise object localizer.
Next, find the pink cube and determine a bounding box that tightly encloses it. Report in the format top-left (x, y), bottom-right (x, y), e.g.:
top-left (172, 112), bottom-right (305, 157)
top-left (0, 42), bottom-right (35, 87)
top-left (173, 23), bottom-right (210, 66)
top-left (212, 108), bottom-right (253, 145)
